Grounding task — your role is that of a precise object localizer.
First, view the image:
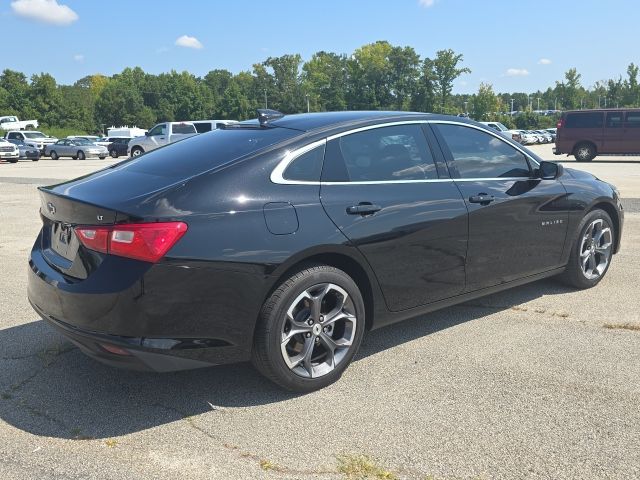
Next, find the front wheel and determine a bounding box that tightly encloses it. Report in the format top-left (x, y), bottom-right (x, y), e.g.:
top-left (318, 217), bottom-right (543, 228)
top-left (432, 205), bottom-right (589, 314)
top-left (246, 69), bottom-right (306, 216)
top-left (561, 209), bottom-right (614, 289)
top-left (131, 147), bottom-right (144, 157)
top-left (252, 265), bottom-right (365, 392)
top-left (77, 150), bottom-right (86, 160)
top-left (110, 149), bottom-right (119, 158)
top-left (49, 151), bottom-right (58, 160)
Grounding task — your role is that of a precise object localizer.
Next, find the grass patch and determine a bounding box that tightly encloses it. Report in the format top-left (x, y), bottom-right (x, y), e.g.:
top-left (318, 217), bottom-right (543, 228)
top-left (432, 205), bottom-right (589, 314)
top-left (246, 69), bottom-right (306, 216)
top-left (105, 439), bottom-right (118, 448)
top-left (604, 323), bottom-right (640, 332)
top-left (337, 454), bottom-right (397, 480)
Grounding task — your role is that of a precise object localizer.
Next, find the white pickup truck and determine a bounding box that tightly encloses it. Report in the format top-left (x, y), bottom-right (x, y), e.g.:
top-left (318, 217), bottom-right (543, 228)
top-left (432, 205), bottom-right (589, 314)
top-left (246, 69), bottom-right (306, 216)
top-left (0, 115), bottom-right (38, 131)
top-left (128, 122), bottom-right (198, 156)
top-left (5, 130), bottom-right (58, 154)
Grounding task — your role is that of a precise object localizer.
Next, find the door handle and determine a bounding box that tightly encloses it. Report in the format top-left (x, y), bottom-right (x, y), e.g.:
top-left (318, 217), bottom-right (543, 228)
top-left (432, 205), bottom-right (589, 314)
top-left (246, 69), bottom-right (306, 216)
top-left (346, 203), bottom-right (382, 216)
top-left (468, 194), bottom-right (495, 205)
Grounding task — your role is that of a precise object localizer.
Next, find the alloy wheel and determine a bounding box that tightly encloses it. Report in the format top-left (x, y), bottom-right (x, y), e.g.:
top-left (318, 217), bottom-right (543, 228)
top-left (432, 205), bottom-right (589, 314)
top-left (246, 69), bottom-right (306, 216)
top-left (579, 218), bottom-right (612, 280)
top-left (280, 283), bottom-right (357, 379)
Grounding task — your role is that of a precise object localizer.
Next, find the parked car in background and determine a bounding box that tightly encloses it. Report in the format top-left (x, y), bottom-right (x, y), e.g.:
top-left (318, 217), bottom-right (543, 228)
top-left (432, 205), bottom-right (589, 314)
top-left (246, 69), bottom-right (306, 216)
top-left (0, 137), bottom-right (19, 162)
top-left (545, 128), bottom-right (557, 141)
top-left (127, 122), bottom-right (197, 156)
top-left (107, 126), bottom-right (147, 138)
top-left (27, 110), bottom-right (623, 392)
top-left (480, 121), bottom-right (522, 143)
top-left (533, 130), bottom-right (553, 143)
top-left (554, 109), bottom-right (640, 161)
top-left (514, 130), bottom-right (537, 145)
top-left (6, 138), bottom-right (40, 161)
top-left (192, 119), bottom-right (238, 133)
top-left (0, 115), bottom-right (38, 131)
top-left (5, 130), bottom-right (57, 154)
top-left (46, 138), bottom-right (108, 160)
top-left (107, 137), bottom-right (132, 158)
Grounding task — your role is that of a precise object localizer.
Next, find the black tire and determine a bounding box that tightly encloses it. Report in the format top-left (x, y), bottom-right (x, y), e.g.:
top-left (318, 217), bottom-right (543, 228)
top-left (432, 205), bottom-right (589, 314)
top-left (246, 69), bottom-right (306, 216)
top-left (31, 158), bottom-right (39, 162)
top-left (8, 159), bottom-right (18, 163)
top-left (110, 149), bottom-right (119, 158)
top-left (49, 151), bottom-right (58, 160)
top-left (131, 146), bottom-right (144, 157)
top-left (99, 156), bottom-right (106, 160)
top-left (574, 142), bottom-right (596, 162)
top-left (560, 209), bottom-right (614, 289)
top-left (77, 150), bottom-right (85, 160)
top-left (252, 264), bottom-right (365, 392)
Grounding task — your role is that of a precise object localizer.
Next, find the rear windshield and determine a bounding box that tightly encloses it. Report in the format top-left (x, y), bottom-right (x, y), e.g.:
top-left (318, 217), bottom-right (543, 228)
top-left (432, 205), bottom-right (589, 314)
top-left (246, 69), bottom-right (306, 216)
top-left (565, 112), bottom-right (603, 129)
top-left (118, 127), bottom-right (300, 177)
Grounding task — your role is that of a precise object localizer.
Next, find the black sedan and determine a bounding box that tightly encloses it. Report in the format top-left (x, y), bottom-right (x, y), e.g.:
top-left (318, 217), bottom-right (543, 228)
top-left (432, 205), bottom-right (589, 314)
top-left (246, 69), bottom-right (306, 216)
top-left (106, 137), bottom-right (132, 158)
top-left (27, 110), bottom-right (624, 392)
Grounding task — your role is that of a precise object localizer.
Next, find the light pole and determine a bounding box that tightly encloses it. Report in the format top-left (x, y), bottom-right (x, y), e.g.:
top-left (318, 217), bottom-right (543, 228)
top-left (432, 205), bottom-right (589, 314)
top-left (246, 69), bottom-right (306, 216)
top-left (264, 89), bottom-right (268, 109)
top-left (510, 98), bottom-right (514, 115)
top-left (463, 101), bottom-right (468, 115)
top-left (537, 97), bottom-right (540, 110)
top-left (305, 94), bottom-right (310, 113)
top-left (554, 97), bottom-right (558, 110)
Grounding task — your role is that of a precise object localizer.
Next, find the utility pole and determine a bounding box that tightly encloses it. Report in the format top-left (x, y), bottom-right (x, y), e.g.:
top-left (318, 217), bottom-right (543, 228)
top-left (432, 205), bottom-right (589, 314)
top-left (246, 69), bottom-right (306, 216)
top-left (510, 98), bottom-right (514, 115)
top-left (306, 94), bottom-right (310, 113)
top-left (537, 97), bottom-right (540, 110)
top-left (264, 89), bottom-right (268, 109)
top-left (555, 98), bottom-right (558, 110)
top-left (463, 101), bottom-right (468, 114)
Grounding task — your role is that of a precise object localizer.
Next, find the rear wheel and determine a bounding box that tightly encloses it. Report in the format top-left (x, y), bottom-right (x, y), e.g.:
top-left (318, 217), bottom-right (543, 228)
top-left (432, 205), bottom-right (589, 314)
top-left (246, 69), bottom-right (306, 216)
top-left (50, 151), bottom-right (58, 160)
top-left (98, 156), bottom-right (106, 160)
top-left (131, 147), bottom-right (144, 157)
top-left (561, 209), bottom-right (614, 289)
top-left (77, 150), bottom-right (86, 160)
top-left (8, 159), bottom-right (18, 163)
top-left (252, 265), bottom-right (365, 392)
top-left (110, 149), bottom-right (119, 158)
top-left (574, 142), bottom-right (596, 162)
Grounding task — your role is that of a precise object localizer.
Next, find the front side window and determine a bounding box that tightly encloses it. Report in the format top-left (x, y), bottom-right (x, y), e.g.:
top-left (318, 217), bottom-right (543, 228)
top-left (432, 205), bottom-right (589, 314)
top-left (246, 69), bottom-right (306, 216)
top-left (436, 124), bottom-right (531, 179)
top-left (565, 112), bottom-right (604, 129)
top-left (335, 124), bottom-right (438, 182)
top-left (148, 124), bottom-right (166, 136)
top-left (625, 112), bottom-right (640, 128)
top-left (283, 144), bottom-right (325, 182)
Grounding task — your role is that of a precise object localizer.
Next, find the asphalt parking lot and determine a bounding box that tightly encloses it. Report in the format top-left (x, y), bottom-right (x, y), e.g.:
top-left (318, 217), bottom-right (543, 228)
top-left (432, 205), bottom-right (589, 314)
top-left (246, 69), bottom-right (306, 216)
top-left (1, 146), bottom-right (639, 479)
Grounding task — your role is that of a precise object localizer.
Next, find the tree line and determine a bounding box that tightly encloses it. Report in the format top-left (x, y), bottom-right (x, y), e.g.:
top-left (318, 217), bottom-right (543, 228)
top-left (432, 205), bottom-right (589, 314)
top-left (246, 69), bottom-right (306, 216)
top-left (0, 40), bottom-right (638, 134)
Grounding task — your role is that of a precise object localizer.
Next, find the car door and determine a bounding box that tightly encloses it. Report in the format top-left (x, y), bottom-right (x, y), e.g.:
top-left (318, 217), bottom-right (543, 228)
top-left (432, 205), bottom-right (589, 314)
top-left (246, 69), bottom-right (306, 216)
top-left (623, 111), bottom-right (640, 153)
top-left (147, 123), bottom-right (167, 149)
top-left (603, 111), bottom-right (625, 153)
top-left (431, 122), bottom-right (569, 292)
top-left (319, 123), bottom-right (468, 312)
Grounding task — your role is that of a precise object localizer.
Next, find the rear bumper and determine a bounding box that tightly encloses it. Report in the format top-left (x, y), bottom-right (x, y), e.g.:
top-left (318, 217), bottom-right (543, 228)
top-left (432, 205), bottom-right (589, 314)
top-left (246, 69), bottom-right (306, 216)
top-left (27, 238), bottom-right (261, 371)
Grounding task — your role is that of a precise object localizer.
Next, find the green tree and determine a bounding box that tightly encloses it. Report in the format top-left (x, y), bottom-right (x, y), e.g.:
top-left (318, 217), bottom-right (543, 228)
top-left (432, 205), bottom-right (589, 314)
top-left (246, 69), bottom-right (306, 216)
top-left (472, 83), bottom-right (498, 120)
top-left (260, 54), bottom-right (304, 113)
top-left (302, 51), bottom-right (348, 111)
top-left (432, 49), bottom-right (471, 113)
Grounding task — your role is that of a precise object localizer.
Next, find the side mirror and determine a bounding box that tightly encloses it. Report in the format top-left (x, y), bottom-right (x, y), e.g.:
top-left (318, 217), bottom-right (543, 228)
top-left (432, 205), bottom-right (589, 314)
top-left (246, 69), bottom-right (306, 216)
top-left (538, 161), bottom-right (563, 180)
top-left (145, 131), bottom-right (150, 136)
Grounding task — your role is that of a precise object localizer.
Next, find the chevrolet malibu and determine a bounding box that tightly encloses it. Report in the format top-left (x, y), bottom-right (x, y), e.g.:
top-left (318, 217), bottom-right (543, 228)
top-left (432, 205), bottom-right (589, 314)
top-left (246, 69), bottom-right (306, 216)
top-left (28, 110), bottom-right (624, 392)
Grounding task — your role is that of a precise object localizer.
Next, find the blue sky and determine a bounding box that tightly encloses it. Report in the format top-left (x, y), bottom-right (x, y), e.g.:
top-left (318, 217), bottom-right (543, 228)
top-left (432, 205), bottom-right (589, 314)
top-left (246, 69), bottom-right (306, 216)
top-left (2, 0), bottom-right (638, 94)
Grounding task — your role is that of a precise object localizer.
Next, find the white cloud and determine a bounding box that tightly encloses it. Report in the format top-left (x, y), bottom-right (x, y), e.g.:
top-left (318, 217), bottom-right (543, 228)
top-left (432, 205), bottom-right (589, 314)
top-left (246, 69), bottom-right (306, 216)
top-left (538, 58), bottom-right (552, 65)
top-left (506, 68), bottom-right (530, 77)
top-left (418, 0), bottom-right (436, 7)
top-left (175, 35), bottom-right (203, 50)
top-left (11, 0), bottom-right (78, 26)
top-left (73, 54), bottom-right (84, 62)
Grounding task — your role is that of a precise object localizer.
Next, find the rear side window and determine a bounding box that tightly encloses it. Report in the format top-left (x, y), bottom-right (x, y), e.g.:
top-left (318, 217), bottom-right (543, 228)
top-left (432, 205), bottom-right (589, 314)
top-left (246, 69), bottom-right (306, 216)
top-left (436, 124), bottom-right (531, 179)
top-left (334, 124), bottom-right (438, 182)
top-left (606, 112), bottom-right (624, 128)
top-left (120, 127), bottom-right (299, 178)
top-left (172, 123), bottom-right (197, 134)
top-left (283, 144), bottom-right (325, 182)
top-left (565, 112), bottom-right (603, 129)
top-left (626, 112), bottom-right (640, 128)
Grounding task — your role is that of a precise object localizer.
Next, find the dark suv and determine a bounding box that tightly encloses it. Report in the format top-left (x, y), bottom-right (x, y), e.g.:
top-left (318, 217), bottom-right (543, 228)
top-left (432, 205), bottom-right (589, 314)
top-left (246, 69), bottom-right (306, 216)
top-left (554, 108), bottom-right (640, 161)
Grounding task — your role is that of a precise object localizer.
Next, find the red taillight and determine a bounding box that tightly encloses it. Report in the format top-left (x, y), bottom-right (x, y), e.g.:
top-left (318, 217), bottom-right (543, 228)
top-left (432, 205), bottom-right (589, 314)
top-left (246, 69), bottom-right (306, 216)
top-left (557, 117), bottom-right (565, 129)
top-left (75, 222), bottom-right (188, 263)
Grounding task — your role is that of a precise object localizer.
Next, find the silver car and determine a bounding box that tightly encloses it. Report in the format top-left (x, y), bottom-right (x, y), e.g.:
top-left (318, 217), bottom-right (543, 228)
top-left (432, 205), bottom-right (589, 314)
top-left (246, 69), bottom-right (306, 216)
top-left (46, 138), bottom-right (108, 160)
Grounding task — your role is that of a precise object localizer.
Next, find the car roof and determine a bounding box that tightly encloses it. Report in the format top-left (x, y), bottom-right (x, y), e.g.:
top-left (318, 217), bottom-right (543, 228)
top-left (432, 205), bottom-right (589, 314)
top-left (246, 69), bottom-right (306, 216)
top-left (247, 110), bottom-right (458, 133)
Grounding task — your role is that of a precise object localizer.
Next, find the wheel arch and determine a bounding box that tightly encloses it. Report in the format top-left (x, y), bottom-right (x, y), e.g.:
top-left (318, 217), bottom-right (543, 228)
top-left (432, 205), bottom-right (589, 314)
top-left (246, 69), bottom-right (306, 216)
top-left (263, 247), bottom-right (380, 332)
top-left (589, 201), bottom-right (621, 253)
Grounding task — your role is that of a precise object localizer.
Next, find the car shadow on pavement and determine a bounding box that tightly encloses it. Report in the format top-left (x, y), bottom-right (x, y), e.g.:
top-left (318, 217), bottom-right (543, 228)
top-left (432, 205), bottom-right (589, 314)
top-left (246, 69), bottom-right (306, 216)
top-left (0, 278), bottom-right (573, 440)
